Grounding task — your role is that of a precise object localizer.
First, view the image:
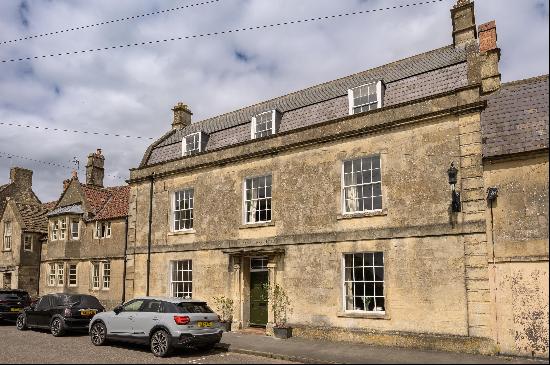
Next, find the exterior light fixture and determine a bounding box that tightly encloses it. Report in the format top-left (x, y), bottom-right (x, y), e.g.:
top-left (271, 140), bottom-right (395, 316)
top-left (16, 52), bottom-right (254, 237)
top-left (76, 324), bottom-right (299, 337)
top-left (487, 187), bottom-right (498, 201)
top-left (447, 162), bottom-right (461, 212)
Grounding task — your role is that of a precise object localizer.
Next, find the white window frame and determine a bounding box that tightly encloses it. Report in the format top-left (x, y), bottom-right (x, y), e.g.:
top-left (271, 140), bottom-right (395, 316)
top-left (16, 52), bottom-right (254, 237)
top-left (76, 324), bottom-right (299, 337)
top-left (342, 252), bottom-right (385, 313)
top-left (172, 189), bottom-right (194, 232)
top-left (3, 221), bottom-right (12, 251)
top-left (68, 264), bottom-right (78, 287)
top-left (48, 263), bottom-right (56, 286)
top-left (92, 262), bottom-right (101, 290)
top-left (102, 262), bottom-right (111, 290)
top-left (51, 221), bottom-right (58, 241)
top-left (243, 174), bottom-right (273, 224)
top-left (170, 260), bottom-right (193, 298)
top-left (347, 81), bottom-right (385, 115)
top-left (95, 221), bottom-right (111, 239)
top-left (56, 262), bottom-right (64, 287)
top-left (182, 132), bottom-right (202, 156)
top-left (70, 219), bottom-right (79, 240)
top-left (251, 110), bottom-right (280, 139)
top-left (59, 218), bottom-right (67, 240)
top-left (341, 155), bottom-right (383, 214)
top-left (23, 234), bottom-right (33, 252)
top-left (250, 257), bottom-right (269, 272)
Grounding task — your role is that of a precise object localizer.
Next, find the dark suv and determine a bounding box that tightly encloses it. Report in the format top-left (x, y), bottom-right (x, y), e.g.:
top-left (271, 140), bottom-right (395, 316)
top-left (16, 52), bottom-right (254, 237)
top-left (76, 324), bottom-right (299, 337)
top-left (0, 289), bottom-right (31, 322)
top-left (16, 293), bottom-right (105, 336)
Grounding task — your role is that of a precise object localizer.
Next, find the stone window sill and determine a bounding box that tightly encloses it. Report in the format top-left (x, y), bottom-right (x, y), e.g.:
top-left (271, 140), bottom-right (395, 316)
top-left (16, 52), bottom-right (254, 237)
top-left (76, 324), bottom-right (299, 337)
top-left (239, 221), bottom-right (275, 229)
top-left (168, 230), bottom-right (196, 236)
top-left (337, 311), bottom-right (390, 320)
top-left (337, 209), bottom-right (388, 220)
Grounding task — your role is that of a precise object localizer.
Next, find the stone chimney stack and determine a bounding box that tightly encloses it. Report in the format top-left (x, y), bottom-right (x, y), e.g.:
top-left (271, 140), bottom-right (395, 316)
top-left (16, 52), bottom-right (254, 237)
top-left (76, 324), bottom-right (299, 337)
top-left (478, 20), bottom-right (501, 94)
top-left (86, 149), bottom-right (105, 188)
top-left (10, 167), bottom-right (33, 188)
top-left (63, 170), bottom-right (78, 191)
top-left (171, 102), bottom-right (192, 130)
top-left (451, 0), bottom-right (477, 47)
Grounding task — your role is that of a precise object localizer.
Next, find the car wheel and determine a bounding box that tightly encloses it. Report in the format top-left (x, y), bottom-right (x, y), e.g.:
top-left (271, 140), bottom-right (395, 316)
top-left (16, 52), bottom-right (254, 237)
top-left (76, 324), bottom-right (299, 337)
top-left (150, 329), bottom-right (173, 357)
top-left (90, 322), bottom-right (108, 346)
top-left (50, 317), bottom-right (65, 337)
top-left (16, 314), bottom-right (28, 331)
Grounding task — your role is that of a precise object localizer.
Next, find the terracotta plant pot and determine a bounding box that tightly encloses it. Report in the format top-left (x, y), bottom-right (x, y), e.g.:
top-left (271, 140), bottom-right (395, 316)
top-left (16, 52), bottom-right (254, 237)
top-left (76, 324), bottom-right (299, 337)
top-left (273, 326), bottom-right (292, 339)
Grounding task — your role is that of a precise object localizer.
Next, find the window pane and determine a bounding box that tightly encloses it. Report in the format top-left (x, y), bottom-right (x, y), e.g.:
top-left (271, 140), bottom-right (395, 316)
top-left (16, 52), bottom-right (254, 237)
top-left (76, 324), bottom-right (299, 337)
top-left (374, 252), bottom-right (384, 266)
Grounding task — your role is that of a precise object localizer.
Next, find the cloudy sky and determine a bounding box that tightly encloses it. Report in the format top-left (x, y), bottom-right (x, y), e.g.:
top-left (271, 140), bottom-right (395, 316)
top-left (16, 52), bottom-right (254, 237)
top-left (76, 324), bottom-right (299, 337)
top-left (0, 0), bottom-right (548, 202)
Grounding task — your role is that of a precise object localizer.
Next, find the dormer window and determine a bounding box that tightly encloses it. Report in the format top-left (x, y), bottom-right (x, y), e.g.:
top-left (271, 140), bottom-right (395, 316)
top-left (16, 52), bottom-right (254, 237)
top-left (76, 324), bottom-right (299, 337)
top-left (251, 110), bottom-right (281, 139)
top-left (348, 81), bottom-right (385, 115)
top-left (182, 132), bottom-right (201, 156)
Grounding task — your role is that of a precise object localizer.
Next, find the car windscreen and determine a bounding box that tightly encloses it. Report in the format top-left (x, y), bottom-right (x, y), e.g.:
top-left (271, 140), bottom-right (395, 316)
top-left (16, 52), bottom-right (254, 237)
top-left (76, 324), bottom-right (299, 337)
top-left (174, 302), bottom-right (214, 314)
top-left (0, 292), bottom-right (29, 301)
top-left (65, 295), bottom-right (103, 309)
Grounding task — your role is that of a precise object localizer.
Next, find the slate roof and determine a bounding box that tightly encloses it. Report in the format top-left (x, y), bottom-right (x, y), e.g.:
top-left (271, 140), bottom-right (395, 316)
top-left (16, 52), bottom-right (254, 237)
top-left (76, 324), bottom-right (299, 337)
top-left (47, 203), bottom-right (85, 217)
top-left (141, 44), bottom-right (469, 167)
top-left (481, 75), bottom-right (549, 158)
top-left (81, 184), bottom-right (130, 221)
top-left (16, 202), bottom-right (51, 233)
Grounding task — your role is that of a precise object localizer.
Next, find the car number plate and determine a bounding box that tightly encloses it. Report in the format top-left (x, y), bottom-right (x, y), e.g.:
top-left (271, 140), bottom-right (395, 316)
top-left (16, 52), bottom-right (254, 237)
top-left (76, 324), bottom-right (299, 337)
top-left (80, 309), bottom-right (97, 316)
top-left (10, 308), bottom-right (22, 312)
top-left (197, 321), bottom-right (213, 328)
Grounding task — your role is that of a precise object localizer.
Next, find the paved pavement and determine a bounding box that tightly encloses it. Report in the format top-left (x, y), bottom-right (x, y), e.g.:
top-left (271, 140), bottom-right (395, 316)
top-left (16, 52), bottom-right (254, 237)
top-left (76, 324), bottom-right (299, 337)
top-left (220, 331), bottom-right (549, 364)
top-left (0, 322), bottom-right (295, 364)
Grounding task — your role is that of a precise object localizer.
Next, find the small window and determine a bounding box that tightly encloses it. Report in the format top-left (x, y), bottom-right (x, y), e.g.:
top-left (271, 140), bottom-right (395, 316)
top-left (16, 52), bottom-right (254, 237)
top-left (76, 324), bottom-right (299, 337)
top-left (23, 235), bottom-right (33, 252)
top-left (48, 263), bottom-right (56, 286)
top-left (182, 132), bottom-right (202, 156)
top-left (51, 221), bottom-right (59, 241)
top-left (250, 257), bottom-right (268, 271)
top-left (92, 262), bottom-right (100, 289)
top-left (71, 219), bottom-right (79, 240)
top-left (102, 262), bottom-right (111, 289)
top-left (3, 221), bottom-right (12, 251)
top-left (348, 81), bottom-right (385, 115)
top-left (59, 219), bottom-right (67, 240)
top-left (95, 222), bottom-right (111, 239)
top-left (173, 189), bottom-right (194, 231)
top-left (342, 156), bottom-right (382, 214)
top-left (170, 260), bottom-right (192, 298)
top-left (68, 264), bottom-right (77, 287)
top-left (56, 262), bottom-right (64, 286)
top-left (343, 252), bottom-right (385, 312)
top-left (244, 175), bottom-right (272, 224)
top-left (251, 110), bottom-right (281, 139)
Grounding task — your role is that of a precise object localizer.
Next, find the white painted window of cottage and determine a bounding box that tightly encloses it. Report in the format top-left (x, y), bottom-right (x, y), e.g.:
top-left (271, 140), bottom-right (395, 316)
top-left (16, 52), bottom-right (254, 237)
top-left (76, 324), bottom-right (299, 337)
top-left (343, 252), bottom-right (385, 313)
top-left (71, 219), bottom-right (79, 240)
top-left (347, 81), bottom-right (384, 115)
top-left (342, 156), bottom-right (382, 214)
top-left (3, 221), bottom-right (12, 251)
top-left (92, 263), bottom-right (100, 289)
top-left (56, 262), bottom-right (64, 286)
top-left (68, 264), bottom-right (77, 287)
top-left (51, 221), bottom-right (59, 241)
top-left (173, 189), bottom-right (194, 231)
top-left (251, 110), bottom-right (278, 139)
top-left (244, 175), bottom-right (272, 224)
top-left (23, 235), bottom-right (33, 251)
top-left (102, 262), bottom-right (111, 289)
top-left (48, 263), bottom-right (56, 286)
top-left (59, 218), bottom-right (67, 240)
top-left (182, 132), bottom-right (201, 156)
top-left (170, 260), bottom-right (192, 298)
top-left (95, 221), bottom-right (111, 238)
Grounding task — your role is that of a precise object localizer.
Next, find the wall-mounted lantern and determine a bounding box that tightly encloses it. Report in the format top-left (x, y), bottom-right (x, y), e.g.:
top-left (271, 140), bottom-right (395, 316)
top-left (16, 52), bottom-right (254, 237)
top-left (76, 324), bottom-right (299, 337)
top-left (487, 187), bottom-right (498, 201)
top-left (447, 162), bottom-right (461, 212)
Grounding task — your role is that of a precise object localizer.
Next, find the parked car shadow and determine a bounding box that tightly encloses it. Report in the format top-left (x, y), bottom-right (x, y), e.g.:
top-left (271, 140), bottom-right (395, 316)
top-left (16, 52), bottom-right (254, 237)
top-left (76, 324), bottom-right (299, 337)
top-left (104, 340), bottom-right (228, 359)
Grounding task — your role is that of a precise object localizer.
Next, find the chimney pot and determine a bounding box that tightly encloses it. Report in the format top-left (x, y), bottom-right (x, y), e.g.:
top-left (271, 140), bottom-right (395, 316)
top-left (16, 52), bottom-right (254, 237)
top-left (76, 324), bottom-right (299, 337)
top-left (171, 102), bottom-right (192, 130)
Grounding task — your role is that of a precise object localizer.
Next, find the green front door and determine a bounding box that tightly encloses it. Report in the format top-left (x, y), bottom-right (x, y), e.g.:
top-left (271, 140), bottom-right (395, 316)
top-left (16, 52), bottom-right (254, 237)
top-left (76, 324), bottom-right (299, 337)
top-left (249, 271), bottom-right (268, 326)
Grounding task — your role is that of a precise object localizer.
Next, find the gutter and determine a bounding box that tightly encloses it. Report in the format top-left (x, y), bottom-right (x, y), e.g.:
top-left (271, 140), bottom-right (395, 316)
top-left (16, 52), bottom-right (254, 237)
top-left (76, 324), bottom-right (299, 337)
top-left (122, 215), bottom-right (129, 303)
top-left (146, 173), bottom-right (155, 296)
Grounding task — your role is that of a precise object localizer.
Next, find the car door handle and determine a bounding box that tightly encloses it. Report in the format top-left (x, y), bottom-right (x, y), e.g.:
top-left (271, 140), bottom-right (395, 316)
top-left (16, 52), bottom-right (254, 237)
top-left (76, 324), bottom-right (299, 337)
top-left (128, 316), bottom-right (135, 320)
top-left (152, 317), bottom-right (159, 321)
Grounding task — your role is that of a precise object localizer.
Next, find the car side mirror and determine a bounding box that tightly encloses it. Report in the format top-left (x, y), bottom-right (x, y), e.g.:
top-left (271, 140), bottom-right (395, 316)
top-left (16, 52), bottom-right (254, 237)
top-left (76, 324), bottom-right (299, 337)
top-left (113, 305), bottom-right (123, 315)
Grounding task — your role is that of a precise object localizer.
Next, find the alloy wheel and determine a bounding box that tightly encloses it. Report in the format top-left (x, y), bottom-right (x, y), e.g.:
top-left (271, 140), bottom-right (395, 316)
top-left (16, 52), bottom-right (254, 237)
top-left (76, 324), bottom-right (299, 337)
top-left (51, 318), bottom-right (61, 336)
top-left (151, 330), bottom-right (169, 357)
top-left (91, 323), bottom-right (106, 345)
top-left (16, 314), bottom-right (26, 330)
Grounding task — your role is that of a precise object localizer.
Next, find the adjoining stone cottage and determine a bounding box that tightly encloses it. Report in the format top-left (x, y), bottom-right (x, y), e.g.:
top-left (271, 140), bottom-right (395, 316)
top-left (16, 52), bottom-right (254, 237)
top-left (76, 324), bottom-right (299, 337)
top-left (39, 149), bottom-right (130, 310)
top-left (0, 167), bottom-right (53, 296)
top-left (124, 0), bottom-right (548, 358)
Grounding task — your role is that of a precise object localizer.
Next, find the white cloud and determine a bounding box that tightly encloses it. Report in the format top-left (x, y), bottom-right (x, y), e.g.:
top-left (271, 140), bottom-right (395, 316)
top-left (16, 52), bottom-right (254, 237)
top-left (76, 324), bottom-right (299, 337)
top-left (0, 0), bottom-right (548, 202)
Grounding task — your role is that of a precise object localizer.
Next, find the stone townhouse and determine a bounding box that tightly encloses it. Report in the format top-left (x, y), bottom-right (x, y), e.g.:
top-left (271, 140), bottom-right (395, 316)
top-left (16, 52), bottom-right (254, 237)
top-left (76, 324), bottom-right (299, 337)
top-left (481, 74), bottom-right (549, 357)
top-left (40, 149), bottom-right (130, 309)
top-left (0, 167), bottom-right (51, 295)
top-left (125, 0), bottom-right (548, 357)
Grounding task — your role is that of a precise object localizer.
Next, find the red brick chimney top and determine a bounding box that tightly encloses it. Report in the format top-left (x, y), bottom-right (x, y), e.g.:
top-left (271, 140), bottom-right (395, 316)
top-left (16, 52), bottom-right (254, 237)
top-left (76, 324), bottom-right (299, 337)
top-left (478, 20), bottom-right (497, 53)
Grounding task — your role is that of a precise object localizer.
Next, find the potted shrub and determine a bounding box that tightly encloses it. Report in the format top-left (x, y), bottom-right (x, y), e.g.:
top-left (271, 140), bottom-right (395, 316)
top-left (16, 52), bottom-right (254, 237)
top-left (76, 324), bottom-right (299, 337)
top-left (264, 283), bottom-right (293, 339)
top-left (212, 296), bottom-right (234, 332)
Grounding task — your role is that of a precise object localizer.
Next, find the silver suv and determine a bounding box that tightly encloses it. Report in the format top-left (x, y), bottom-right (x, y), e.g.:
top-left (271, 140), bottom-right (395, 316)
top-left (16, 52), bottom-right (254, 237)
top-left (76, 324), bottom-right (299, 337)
top-left (89, 297), bottom-right (223, 357)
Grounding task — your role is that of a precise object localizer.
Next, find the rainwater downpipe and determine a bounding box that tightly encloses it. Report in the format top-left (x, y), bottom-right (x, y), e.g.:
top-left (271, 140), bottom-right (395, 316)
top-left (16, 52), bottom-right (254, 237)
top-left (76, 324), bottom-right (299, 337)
top-left (146, 173), bottom-right (155, 296)
top-left (121, 215), bottom-right (129, 303)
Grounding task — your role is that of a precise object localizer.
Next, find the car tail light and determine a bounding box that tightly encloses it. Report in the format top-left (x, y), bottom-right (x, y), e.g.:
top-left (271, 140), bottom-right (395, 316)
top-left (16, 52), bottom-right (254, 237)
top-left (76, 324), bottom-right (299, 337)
top-left (63, 308), bottom-right (72, 317)
top-left (173, 315), bottom-right (190, 325)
